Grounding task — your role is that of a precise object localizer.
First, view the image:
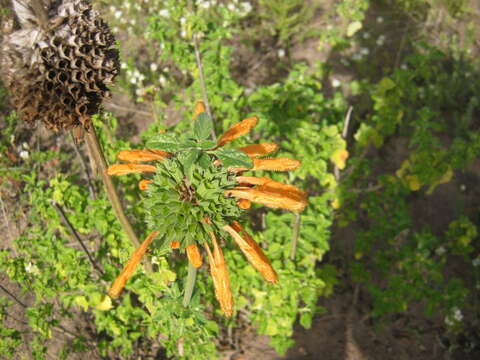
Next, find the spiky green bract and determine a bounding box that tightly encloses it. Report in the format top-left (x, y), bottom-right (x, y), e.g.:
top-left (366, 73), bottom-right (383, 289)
top-left (143, 113), bottom-right (251, 251)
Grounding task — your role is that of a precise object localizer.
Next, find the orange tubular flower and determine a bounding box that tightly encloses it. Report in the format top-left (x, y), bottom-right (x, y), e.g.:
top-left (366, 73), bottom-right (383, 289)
top-left (225, 186), bottom-right (307, 212)
top-left (170, 241), bottom-right (180, 249)
top-left (193, 101), bottom-right (206, 120)
top-left (205, 233), bottom-right (233, 316)
top-left (253, 157), bottom-right (301, 171)
top-left (236, 176), bottom-right (307, 198)
top-left (186, 244), bottom-right (203, 268)
top-left (217, 116), bottom-right (258, 147)
top-left (224, 222), bottom-right (278, 283)
top-left (117, 149), bottom-right (170, 162)
top-left (107, 163), bottom-right (157, 176)
top-left (138, 179), bottom-right (152, 190)
top-left (237, 199), bottom-right (251, 209)
top-left (109, 231), bottom-right (160, 298)
top-left (239, 143), bottom-right (279, 158)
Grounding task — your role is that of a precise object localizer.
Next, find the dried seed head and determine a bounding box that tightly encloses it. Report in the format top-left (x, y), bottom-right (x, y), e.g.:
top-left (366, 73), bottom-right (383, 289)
top-left (205, 233), bottom-right (233, 316)
top-left (0, 0), bottom-right (119, 137)
top-left (239, 143), bottom-right (279, 158)
top-left (224, 222), bottom-right (278, 283)
top-left (217, 116), bottom-right (258, 147)
top-left (109, 231), bottom-right (159, 298)
top-left (186, 244), bottom-right (202, 268)
top-left (107, 163), bottom-right (157, 176)
top-left (192, 100), bottom-right (206, 120)
top-left (117, 149), bottom-right (170, 162)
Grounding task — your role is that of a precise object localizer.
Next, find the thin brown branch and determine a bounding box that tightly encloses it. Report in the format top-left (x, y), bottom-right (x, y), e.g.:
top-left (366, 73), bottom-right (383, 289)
top-left (84, 124), bottom-right (152, 273)
top-left (53, 201), bottom-right (104, 275)
top-left (70, 132), bottom-right (96, 200)
top-left (0, 283), bottom-right (27, 308)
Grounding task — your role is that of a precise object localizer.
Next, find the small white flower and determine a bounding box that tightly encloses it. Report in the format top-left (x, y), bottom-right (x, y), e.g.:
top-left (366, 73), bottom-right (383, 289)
top-left (19, 150), bottom-right (29, 160)
top-left (241, 2), bottom-right (253, 13)
top-left (158, 76), bottom-right (167, 86)
top-left (114, 10), bottom-right (122, 19)
top-left (159, 9), bottom-right (170, 17)
top-left (377, 16), bottom-right (384, 23)
top-left (180, 16), bottom-right (186, 24)
top-left (25, 262), bottom-right (39, 274)
top-left (362, 32), bottom-right (370, 39)
top-left (22, 142), bottom-right (29, 149)
top-left (376, 35), bottom-right (386, 46)
top-left (150, 63), bottom-right (158, 72)
top-left (227, 3), bottom-right (236, 11)
top-left (331, 78), bottom-right (341, 88)
top-left (453, 308), bottom-right (463, 322)
top-left (435, 246), bottom-right (446, 256)
top-left (360, 47), bottom-right (370, 56)
top-left (180, 30), bottom-right (187, 38)
top-left (138, 73), bottom-right (146, 82)
top-left (472, 257), bottom-right (480, 267)
top-left (277, 49), bottom-right (286, 58)
top-left (121, 62), bottom-right (128, 69)
top-left (401, 63), bottom-right (407, 70)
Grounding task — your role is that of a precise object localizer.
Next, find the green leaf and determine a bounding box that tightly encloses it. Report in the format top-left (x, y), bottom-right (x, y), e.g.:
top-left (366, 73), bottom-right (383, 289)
top-left (213, 148), bottom-right (253, 169)
top-left (147, 133), bottom-right (181, 151)
top-left (194, 113), bottom-right (213, 141)
top-left (197, 153), bottom-right (211, 170)
top-left (179, 150), bottom-right (201, 179)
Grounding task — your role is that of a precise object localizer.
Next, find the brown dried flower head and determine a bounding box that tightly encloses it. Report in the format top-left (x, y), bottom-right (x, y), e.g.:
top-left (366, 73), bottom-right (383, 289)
top-left (0, 0), bottom-right (119, 138)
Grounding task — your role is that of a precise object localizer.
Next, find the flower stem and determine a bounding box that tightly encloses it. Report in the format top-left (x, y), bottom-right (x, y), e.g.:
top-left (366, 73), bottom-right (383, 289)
top-left (290, 212), bottom-right (301, 260)
top-left (183, 262), bottom-right (197, 307)
top-left (85, 124), bottom-right (152, 272)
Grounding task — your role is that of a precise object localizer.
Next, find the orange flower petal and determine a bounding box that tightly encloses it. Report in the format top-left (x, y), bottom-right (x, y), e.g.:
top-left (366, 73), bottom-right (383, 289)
top-left (237, 199), bottom-right (251, 209)
top-left (117, 149), bottom-right (170, 162)
top-left (225, 186), bottom-right (307, 212)
top-left (239, 143), bottom-right (278, 158)
top-left (224, 222), bottom-right (278, 283)
top-left (107, 163), bottom-right (157, 176)
top-left (217, 116), bottom-right (258, 147)
top-left (108, 231), bottom-right (160, 298)
top-left (205, 233), bottom-right (233, 316)
top-left (170, 241), bottom-right (180, 249)
top-left (186, 244), bottom-right (203, 268)
top-left (253, 157), bottom-right (301, 171)
top-left (193, 101), bottom-right (206, 120)
top-left (236, 176), bottom-right (307, 198)
top-left (138, 179), bottom-right (152, 190)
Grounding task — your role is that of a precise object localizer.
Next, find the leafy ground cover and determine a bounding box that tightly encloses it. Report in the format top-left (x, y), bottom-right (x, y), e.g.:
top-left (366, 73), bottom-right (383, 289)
top-left (0, 0), bottom-right (479, 359)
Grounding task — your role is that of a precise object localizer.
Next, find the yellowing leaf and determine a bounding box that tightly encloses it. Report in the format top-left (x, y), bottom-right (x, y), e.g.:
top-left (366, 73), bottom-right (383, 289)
top-left (330, 149), bottom-right (349, 170)
top-left (406, 175), bottom-right (421, 191)
top-left (426, 167), bottom-right (453, 195)
top-left (395, 160), bottom-right (410, 179)
top-left (354, 252), bottom-right (363, 260)
top-left (331, 198), bottom-right (340, 209)
top-left (95, 295), bottom-right (113, 311)
top-left (347, 21), bottom-right (362, 37)
top-left (74, 296), bottom-right (89, 311)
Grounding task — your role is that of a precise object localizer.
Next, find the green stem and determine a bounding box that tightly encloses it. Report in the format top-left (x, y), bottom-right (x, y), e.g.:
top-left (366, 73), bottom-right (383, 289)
top-left (290, 212), bottom-right (301, 260)
top-left (183, 262), bottom-right (197, 307)
top-left (85, 124), bottom-right (152, 273)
